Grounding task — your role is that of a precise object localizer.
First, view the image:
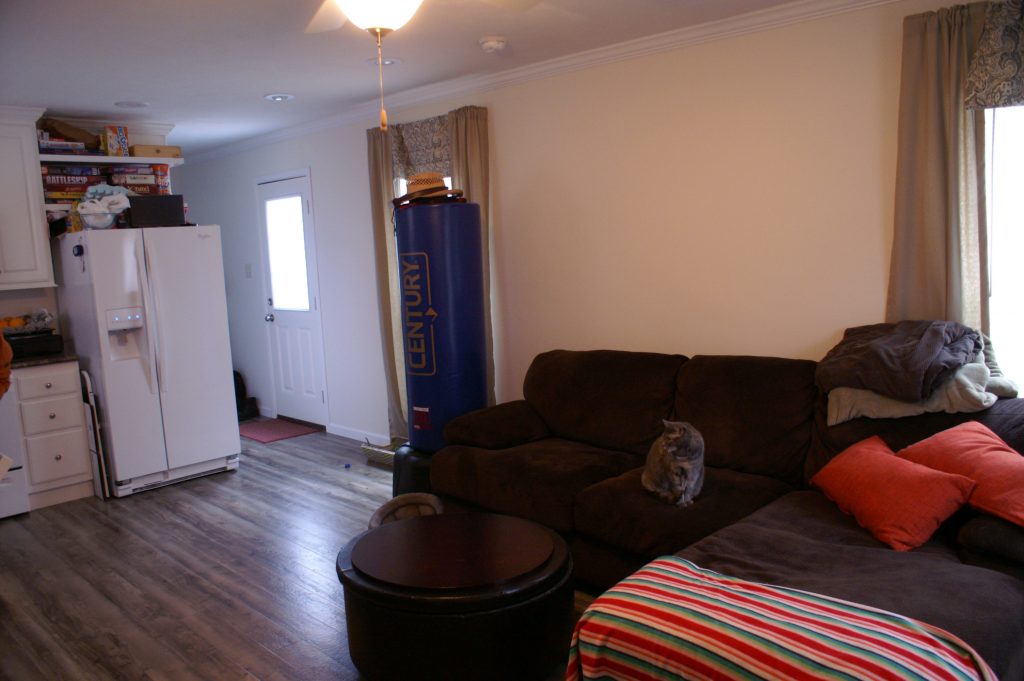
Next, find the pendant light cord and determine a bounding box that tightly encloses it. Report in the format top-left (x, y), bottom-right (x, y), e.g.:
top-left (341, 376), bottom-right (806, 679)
top-left (375, 29), bottom-right (388, 131)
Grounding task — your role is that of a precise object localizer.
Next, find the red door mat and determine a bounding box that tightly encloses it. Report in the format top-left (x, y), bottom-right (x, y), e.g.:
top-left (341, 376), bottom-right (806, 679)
top-left (239, 419), bottom-right (322, 443)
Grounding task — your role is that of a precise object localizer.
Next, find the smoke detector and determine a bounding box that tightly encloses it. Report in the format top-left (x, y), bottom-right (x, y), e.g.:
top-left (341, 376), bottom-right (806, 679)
top-left (479, 36), bottom-right (508, 53)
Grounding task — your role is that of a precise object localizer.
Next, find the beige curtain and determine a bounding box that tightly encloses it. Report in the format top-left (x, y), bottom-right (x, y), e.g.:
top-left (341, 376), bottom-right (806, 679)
top-left (367, 128), bottom-right (408, 438)
top-left (886, 3), bottom-right (990, 332)
top-left (448, 105), bottom-right (496, 405)
top-left (367, 105), bottom-right (494, 436)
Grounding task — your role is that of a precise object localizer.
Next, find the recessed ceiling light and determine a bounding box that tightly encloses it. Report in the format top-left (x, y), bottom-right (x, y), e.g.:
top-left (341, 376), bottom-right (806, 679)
top-left (114, 100), bottom-right (150, 109)
top-left (480, 36), bottom-right (508, 53)
top-left (367, 57), bottom-right (402, 67)
top-left (264, 93), bottom-right (295, 102)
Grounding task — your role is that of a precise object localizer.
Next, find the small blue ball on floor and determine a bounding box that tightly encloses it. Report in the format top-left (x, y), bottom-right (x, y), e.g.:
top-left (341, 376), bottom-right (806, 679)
top-left (344, 463), bottom-right (351, 469)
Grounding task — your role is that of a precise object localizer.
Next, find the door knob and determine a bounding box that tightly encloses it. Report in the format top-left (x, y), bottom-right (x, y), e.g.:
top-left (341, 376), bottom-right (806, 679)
top-left (265, 313), bottom-right (275, 322)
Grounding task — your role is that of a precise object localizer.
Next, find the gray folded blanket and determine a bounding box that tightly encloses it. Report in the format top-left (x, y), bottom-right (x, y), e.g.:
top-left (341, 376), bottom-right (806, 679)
top-left (817, 320), bottom-right (982, 402)
top-left (820, 322), bottom-right (1018, 426)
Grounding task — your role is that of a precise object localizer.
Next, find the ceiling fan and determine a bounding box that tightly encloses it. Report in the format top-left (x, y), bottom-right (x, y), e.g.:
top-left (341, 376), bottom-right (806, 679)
top-left (305, 0), bottom-right (543, 34)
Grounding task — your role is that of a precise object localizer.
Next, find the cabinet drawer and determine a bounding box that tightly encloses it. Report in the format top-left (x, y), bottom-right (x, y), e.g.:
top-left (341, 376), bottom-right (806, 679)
top-left (25, 429), bottom-right (91, 485)
top-left (20, 394), bottom-right (85, 435)
top-left (16, 363), bottom-right (80, 400)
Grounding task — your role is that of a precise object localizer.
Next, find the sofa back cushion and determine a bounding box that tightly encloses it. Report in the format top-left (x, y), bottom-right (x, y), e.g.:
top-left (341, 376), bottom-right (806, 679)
top-left (523, 349), bottom-right (687, 456)
top-left (673, 355), bottom-right (817, 486)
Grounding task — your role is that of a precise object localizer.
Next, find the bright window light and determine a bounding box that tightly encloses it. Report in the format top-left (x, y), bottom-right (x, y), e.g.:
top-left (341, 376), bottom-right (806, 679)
top-left (396, 176), bottom-right (451, 196)
top-left (986, 106), bottom-right (1024, 382)
top-left (265, 195), bottom-right (310, 312)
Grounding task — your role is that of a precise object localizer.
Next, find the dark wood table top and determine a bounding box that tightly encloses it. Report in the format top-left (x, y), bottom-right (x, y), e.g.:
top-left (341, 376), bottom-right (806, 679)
top-left (350, 513), bottom-right (554, 590)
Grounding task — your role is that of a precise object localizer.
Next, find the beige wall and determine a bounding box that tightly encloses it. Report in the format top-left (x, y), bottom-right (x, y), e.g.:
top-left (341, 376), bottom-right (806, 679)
top-left (179, 0), bottom-right (950, 432)
top-left (173, 126), bottom-right (391, 442)
top-left (388, 0), bottom-right (950, 401)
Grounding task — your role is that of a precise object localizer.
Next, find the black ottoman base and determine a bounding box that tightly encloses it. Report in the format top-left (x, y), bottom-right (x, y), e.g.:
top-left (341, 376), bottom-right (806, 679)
top-left (337, 515), bottom-right (575, 681)
top-left (343, 574), bottom-right (573, 680)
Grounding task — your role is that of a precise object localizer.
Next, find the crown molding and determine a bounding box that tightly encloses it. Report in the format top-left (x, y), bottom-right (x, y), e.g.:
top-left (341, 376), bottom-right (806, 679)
top-left (382, 0), bottom-right (903, 109)
top-left (0, 105), bottom-right (46, 125)
top-left (37, 115), bottom-right (175, 139)
top-left (190, 0), bottom-right (902, 164)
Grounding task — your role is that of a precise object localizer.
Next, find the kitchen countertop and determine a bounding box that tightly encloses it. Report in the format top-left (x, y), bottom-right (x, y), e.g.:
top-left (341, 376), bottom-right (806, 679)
top-left (11, 352), bottom-right (79, 369)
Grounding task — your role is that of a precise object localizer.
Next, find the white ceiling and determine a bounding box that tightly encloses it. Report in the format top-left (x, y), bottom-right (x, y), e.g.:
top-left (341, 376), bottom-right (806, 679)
top-left (1, 0), bottom-right (847, 155)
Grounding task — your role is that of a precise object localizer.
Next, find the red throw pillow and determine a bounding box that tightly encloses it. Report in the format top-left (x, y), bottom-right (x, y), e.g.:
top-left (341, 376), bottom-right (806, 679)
top-left (898, 421), bottom-right (1024, 527)
top-left (811, 436), bottom-right (975, 551)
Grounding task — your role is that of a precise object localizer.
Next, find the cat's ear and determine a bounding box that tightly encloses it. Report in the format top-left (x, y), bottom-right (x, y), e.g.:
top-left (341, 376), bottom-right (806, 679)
top-left (662, 419), bottom-right (671, 428)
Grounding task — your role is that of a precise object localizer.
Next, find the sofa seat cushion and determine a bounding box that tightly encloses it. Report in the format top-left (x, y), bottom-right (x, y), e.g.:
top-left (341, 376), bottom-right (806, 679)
top-left (573, 466), bottom-right (792, 557)
top-left (677, 491), bottom-right (1024, 681)
top-left (523, 350), bottom-right (686, 456)
top-left (429, 438), bottom-right (641, 532)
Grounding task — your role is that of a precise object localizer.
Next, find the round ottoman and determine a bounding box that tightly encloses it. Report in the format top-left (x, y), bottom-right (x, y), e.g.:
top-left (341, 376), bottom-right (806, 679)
top-left (336, 512), bottom-right (574, 681)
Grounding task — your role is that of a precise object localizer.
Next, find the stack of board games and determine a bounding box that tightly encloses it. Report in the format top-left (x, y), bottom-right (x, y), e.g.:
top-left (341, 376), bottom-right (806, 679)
top-left (41, 165), bottom-right (106, 205)
top-left (37, 130), bottom-right (100, 155)
top-left (108, 164), bottom-right (171, 195)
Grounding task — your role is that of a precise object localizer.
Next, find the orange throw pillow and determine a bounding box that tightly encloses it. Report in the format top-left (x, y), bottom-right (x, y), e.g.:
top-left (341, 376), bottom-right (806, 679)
top-left (811, 436), bottom-right (975, 551)
top-left (898, 421), bottom-right (1024, 527)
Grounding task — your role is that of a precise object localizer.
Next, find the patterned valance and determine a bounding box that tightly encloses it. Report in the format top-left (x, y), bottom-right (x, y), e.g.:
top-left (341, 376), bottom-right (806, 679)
top-left (965, 0), bottom-right (1024, 108)
top-left (391, 114), bottom-right (450, 179)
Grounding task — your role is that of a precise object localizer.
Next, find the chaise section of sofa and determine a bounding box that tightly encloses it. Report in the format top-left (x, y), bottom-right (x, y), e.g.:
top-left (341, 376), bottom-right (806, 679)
top-left (430, 349), bottom-right (686, 532)
top-left (677, 490), bottom-right (1024, 681)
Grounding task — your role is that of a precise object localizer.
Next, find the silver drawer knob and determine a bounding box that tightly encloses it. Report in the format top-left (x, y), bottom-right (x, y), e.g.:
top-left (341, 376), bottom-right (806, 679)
top-left (49, 412), bottom-right (57, 419)
top-left (45, 382), bottom-right (53, 389)
top-left (55, 454), bottom-right (62, 461)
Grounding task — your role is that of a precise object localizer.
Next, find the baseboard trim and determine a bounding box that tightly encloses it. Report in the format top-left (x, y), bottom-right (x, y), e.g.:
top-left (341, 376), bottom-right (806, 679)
top-left (29, 480), bottom-right (94, 510)
top-left (327, 423), bottom-right (391, 447)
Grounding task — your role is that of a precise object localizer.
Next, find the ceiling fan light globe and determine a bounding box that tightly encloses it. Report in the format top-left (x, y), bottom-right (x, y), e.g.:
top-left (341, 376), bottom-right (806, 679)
top-left (334, 0), bottom-right (425, 31)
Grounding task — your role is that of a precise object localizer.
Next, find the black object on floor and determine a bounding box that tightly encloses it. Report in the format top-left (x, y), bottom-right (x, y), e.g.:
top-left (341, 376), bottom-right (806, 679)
top-left (233, 370), bottom-right (259, 421)
top-left (393, 444), bottom-right (433, 496)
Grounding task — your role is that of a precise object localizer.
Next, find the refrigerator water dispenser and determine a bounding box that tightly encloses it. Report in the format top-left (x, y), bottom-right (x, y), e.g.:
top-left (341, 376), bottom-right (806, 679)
top-left (106, 307), bottom-right (144, 358)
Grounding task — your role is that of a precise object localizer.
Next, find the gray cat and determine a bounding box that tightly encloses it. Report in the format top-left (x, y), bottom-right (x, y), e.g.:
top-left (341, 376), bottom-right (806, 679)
top-left (641, 420), bottom-right (705, 506)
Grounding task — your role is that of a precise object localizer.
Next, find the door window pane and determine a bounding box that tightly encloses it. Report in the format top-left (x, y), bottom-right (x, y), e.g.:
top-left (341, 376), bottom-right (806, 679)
top-left (265, 195), bottom-right (310, 311)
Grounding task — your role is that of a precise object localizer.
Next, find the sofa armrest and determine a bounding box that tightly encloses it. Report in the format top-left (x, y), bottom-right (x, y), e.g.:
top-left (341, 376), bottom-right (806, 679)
top-left (957, 514), bottom-right (1024, 580)
top-left (443, 400), bottom-right (551, 449)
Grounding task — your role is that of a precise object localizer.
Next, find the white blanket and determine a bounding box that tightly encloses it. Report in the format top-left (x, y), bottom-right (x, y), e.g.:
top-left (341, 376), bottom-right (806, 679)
top-left (828, 358), bottom-right (1019, 426)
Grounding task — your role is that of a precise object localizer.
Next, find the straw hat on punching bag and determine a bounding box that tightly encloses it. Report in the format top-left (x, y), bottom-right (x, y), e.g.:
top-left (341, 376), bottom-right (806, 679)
top-left (394, 172), bottom-right (464, 207)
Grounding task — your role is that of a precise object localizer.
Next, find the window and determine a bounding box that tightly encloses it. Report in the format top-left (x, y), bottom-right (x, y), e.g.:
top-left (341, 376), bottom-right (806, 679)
top-left (264, 194), bottom-right (310, 311)
top-left (985, 107), bottom-right (1024, 382)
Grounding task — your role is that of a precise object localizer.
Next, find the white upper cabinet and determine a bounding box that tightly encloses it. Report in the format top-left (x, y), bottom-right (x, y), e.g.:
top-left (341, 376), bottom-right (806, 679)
top-left (0, 106), bottom-right (54, 290)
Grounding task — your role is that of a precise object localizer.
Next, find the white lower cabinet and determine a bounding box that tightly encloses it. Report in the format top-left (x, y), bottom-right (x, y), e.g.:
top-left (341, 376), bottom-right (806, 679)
top-left (7, 361), bottom-right (94, 510)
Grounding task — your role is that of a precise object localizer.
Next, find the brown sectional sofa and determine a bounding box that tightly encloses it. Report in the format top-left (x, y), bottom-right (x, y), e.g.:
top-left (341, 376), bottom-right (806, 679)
top-left (430, 349), bottom-right (1024, 679)
top-left (433, 350), bottom-right (823, 584)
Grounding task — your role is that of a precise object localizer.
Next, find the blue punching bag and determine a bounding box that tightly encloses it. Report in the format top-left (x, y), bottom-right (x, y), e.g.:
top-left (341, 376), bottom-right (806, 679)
top-left (395, 183), bottom-right (487, 453)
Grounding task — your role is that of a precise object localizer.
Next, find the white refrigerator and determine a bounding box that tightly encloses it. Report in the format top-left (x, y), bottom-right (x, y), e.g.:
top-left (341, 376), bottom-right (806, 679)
top-left (57, 226), bottom-right (240, 497)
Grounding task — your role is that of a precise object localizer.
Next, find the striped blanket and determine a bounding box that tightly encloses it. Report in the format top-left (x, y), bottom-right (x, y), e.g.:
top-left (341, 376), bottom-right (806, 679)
top-left (566, 557), bottom-right (995, 681)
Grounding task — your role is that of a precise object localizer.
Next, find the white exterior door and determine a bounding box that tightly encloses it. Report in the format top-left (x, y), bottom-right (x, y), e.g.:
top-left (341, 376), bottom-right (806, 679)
top-left (257, 174), bottom-right (328, 425)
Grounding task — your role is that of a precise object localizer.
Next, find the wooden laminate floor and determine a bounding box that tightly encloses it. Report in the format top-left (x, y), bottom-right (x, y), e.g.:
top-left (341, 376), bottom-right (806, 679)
top-left (1, 432), bottom-right (593, 680)
top-left (0, 431), bottom-right (392, 681)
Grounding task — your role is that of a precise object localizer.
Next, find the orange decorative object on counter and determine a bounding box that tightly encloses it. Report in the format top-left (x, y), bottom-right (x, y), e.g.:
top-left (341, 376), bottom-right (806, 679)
top-left (0, 334), bottom-right (12, 399)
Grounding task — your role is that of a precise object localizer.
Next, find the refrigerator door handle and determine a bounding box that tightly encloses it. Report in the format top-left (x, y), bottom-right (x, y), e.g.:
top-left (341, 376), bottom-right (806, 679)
top-left (144, 237), bottom-right (169, 394)
top-left (135, 237), bottom-right (159, 395)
